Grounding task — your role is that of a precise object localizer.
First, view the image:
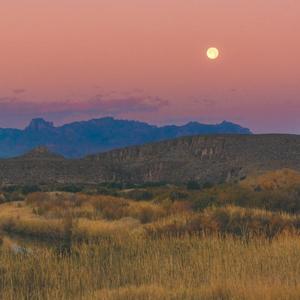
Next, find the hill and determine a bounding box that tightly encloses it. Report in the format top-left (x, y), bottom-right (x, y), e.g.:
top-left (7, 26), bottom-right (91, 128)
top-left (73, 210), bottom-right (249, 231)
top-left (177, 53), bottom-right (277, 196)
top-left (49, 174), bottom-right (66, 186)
top-left (0, 117), bottom-right (251, 158)
top-left (0, 134), bottom-right (300, 185)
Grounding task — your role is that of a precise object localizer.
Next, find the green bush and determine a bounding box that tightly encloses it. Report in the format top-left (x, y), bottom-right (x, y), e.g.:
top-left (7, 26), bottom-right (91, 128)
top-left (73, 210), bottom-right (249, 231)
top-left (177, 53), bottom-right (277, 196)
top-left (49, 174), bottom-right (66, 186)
top-left (22, 185), bottom-right (41, 195)
top-left (58, 185), bottom-right (84, 193)
top-left (186, 181), bottom-right (201, 190)
top-left (2, 185), bottom-right (19, 193)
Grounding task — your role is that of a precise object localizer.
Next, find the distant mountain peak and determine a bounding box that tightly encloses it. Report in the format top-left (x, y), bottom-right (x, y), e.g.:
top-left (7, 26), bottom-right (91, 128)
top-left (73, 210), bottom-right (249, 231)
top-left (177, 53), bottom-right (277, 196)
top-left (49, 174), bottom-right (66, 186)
top-left (220, 120), bottom-right (240, 126)
top-left (0, 117), bottom-right (252, 158)
top-left (220, 120), bottom-right (231, 124)
top-left (25, 118), bottom-right (54, 131)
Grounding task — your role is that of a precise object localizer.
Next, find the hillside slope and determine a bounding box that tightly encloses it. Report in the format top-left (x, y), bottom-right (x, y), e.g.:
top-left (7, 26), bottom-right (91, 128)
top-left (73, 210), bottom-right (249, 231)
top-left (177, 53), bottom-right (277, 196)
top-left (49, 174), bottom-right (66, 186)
top-left (0, 134), bottom-right (299, 185)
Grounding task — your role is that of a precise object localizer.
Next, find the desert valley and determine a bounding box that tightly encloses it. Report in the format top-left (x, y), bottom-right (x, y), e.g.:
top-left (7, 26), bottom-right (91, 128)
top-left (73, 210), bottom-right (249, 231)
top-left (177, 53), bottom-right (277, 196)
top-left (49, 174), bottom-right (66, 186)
top-left (1, 0), bottom-right (300, 298)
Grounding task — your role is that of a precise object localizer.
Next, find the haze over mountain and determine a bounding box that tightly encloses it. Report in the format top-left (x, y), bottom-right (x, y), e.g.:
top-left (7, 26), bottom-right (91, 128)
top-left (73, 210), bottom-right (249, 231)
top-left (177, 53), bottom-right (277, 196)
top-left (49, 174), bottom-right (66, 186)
top-left (0, 117), bottom-right (251, 158)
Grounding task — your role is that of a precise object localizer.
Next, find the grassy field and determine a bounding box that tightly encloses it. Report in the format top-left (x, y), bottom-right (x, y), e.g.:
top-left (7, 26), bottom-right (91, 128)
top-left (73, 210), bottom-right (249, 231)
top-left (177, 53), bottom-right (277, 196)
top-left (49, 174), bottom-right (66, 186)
top-left (1, 169), bottom-right (300, 299)
top-left (1, 235), bottom-right (300, 299)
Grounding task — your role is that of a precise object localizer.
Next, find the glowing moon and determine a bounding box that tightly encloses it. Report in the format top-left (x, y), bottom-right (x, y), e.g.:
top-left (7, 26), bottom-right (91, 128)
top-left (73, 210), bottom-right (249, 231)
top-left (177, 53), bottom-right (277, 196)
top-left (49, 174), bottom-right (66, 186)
top-left (207, 47), bottom-right (219, 60)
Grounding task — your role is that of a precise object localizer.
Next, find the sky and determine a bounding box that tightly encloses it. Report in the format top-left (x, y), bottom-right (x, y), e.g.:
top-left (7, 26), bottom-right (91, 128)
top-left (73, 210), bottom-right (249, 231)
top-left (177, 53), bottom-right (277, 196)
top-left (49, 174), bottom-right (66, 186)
top-left (0, 0), bottom-right (299, 133)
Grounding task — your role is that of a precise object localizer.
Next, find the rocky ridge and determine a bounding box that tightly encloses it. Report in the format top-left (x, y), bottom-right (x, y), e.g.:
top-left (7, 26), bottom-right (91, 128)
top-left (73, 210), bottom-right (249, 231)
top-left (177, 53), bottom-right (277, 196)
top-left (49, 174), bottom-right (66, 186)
top-left (0, 134), bottom-right (299, 185)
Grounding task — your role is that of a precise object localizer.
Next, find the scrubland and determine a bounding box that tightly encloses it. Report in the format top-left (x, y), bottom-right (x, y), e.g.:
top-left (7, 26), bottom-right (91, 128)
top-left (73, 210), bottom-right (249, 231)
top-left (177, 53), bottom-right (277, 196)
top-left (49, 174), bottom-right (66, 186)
top-left (1, 169), bottom-right (300, 299)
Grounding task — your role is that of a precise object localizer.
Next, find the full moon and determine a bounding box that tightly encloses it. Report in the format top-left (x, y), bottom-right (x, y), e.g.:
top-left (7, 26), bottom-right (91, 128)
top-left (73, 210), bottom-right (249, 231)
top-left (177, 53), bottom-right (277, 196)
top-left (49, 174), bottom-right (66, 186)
top-left (207, 47), bottom-right (219, 60)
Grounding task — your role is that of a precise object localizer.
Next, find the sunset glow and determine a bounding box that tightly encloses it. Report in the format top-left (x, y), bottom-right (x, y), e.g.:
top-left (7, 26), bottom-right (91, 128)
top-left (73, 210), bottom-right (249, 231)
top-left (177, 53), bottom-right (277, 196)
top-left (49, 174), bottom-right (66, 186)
top-left (0, 0), bottom-right (299, 133)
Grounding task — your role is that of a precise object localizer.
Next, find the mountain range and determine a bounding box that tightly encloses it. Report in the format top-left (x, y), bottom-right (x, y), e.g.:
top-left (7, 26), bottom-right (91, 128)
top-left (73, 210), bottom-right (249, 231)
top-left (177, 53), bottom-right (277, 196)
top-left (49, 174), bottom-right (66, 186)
top-left (0, 117), bottom-right (251, 158)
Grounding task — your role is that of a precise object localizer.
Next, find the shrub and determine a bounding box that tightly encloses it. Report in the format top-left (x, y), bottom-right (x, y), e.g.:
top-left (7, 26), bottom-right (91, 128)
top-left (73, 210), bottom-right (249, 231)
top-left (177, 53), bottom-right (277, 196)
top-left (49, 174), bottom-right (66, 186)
top-left (2, 185), bottom-right (19, 193)
top-left (169, 191), bottom-right (188, 201)
top-left (8, 192), bottom-right (25, 202)
top-left (138, 181), bottom-right (167, 188)
top-left (169, 201), bottom-right (193, 214)
top-left (202, 181), bottom-right (214, 189)
top-left (129, 203), bottom-right (167, 224)
top-left (125, 190), bottom-right (154, 201)
top-left (105, 182), bottom-right (124, 189)
top-left (145, 206), bottom-right (298, 239)
top-left (192, 193), bottom-right (217, 211)
top-left (186, 181), bottom-right (201, 190)
top-left (21, 185), bottom-right (41, 195)
top-left (91, 196), bottom-right (129, 220)
top-left (58, 184), bottom-right (84, 193)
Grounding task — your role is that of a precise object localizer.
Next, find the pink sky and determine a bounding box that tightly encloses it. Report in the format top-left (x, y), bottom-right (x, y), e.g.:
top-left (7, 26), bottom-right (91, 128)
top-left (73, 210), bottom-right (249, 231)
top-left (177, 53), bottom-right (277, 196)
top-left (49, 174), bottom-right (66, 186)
top-left (0, 0), bottom-right (300, 133)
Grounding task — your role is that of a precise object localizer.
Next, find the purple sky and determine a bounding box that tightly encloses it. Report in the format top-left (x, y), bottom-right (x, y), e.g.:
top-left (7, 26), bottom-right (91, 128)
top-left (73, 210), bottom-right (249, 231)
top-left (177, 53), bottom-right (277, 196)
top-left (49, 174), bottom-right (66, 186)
top-left (1, 0), bottom-right (300, 133)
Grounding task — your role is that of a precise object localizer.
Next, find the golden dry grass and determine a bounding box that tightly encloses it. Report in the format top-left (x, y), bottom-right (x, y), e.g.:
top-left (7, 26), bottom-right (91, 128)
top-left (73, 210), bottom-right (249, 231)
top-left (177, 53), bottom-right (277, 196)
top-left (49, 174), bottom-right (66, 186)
top-left (241, 168), bottom-right (300, 190)
top-left (1, 201), bottom-right (300, 241)
top-left (0, 202), bottom-right (143, 241)
top-left (1, 192), bottom-right (300, 299)
top-left (0, 194), bottom-right (183, 241)
top-left (26, 192), bottom-right (168, 223)
top-left (1, 235), bottom-right (300, 299)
